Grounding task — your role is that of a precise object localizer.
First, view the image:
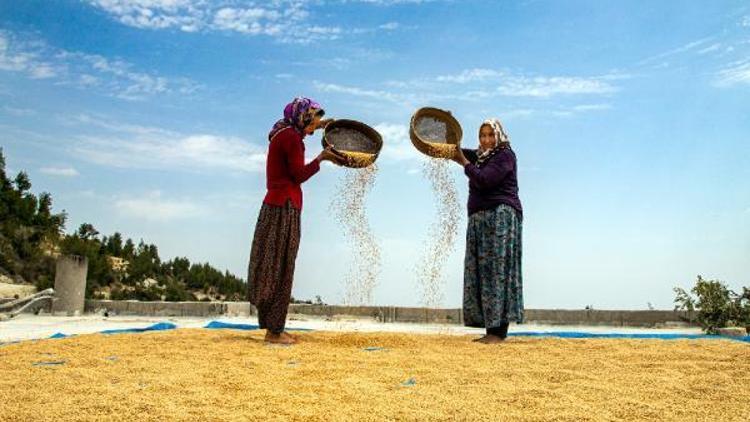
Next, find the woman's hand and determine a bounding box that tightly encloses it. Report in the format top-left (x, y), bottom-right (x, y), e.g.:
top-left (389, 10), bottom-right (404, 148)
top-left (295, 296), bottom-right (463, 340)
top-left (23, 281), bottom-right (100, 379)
top-left (316, 118), bottom-right (334, 131)
top-left (451, 147), bottom-right (470, 166)
top-left (318, 146), bottom-right (350, 165)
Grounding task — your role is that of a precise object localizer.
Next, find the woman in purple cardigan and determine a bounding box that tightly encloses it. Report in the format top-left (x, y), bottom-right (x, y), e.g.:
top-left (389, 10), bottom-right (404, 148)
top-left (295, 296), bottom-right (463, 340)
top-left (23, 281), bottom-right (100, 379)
top-left (452, 118), bottom-right (523, 344)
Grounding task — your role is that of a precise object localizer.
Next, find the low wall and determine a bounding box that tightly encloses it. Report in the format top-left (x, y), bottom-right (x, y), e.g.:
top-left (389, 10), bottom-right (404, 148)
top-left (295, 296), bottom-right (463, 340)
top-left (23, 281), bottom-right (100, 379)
top-left (84, 300), bottom-right (692, 328)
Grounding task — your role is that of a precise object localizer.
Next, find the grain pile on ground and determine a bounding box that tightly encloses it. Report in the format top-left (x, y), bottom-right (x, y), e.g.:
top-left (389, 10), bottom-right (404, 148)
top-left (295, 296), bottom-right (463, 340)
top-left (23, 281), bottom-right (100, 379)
top-left (330, 165), bottom-right (381, 305)
top-left (1, 330), bottom-right (748, 421)
top-left (417, 158), bottom-right (460, 306)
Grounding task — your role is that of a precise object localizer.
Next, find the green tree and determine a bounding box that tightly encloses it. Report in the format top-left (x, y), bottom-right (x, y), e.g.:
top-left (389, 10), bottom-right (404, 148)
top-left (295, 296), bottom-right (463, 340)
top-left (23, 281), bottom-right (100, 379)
top-left (0, 150), bottom-right (65, 286)
top-left (674, 275), bottom-right (750, 334)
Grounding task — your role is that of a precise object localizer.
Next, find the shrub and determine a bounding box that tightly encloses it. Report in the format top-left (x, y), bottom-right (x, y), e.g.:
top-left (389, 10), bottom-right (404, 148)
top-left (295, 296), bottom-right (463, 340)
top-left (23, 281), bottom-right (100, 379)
top-left (674, 275), bottom-right (750, 334)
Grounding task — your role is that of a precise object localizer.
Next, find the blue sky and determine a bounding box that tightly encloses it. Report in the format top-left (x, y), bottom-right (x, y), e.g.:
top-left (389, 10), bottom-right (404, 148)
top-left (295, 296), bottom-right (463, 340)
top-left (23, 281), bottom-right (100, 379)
top-left (1, 0), bottom-right (748, 309)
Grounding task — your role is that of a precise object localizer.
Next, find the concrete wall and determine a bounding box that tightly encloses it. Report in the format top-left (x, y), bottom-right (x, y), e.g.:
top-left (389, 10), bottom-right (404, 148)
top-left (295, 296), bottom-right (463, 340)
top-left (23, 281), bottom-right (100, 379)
top-left (86, 300), bottom-right (228, 317)
top-left (84, 300), bottom-right (692, 327)
top-left (53, 255), bottom-right (88, 316)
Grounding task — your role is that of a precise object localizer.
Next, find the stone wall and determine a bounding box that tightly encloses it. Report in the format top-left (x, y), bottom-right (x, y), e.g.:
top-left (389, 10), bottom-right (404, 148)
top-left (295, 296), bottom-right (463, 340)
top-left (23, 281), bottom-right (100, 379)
top-left (84, 300), bottom-right (692, 327)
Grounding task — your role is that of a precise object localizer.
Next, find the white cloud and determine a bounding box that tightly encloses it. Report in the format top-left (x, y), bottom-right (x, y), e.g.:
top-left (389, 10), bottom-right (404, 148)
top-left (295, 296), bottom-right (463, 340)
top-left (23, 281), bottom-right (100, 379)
top-left (496, 76), bottom-right (618, 97)
top-left (637, 37), bottom-right (714, 66)
top-left (29, 63), bottom-right (58, 79)
top-left (86, 1), bottom-right (408, 43)
top-left (115, 190), bottom-right (206, 221)
top-left (212, 7), bottom-right (283, 35)
top-left (346, 0), bottom-right (437, 4)
top-left (0, 31), bottom-right (61, 79)
top-left (88, 0), bottom-right (204, 31)
top-left (697, 43), bottom-right (722, 55)
top-left (570, 103), bottom-right (612, 112)
top-left (71, 113), bottom-right (176, 137)
top-left (70, 115), bottom-right (267, 173)
top-left (413, 69), bottom-right (621, 98)
top-left (317, 69), bottom-right (621, 111)
top-left (374, 123), bottom-right (419, 162)
top-left (70, 52), bottom-right (198, 100)
top-left (379, 22), bottom-right (400, 30)
top-left (495, 109), bottom-right (535, 120)
top-left (714, 60), bottom-right (750, 87)
top-left (314, 81), bottom-right (403, 103)
top-left (40, 166), bottom-right (80, 177)
top-left (741, 16), bottom-right (750, 27)
top-left (436, 68), bottom-right (504, 84)
top-left (286, 48), bottom-right (393, 70)
top-left (2, 106), bottom-right (36, 116)
top-left (0, 30), bottom-right (198, 101)
top-left (78, 74), bottom-right (101, 86)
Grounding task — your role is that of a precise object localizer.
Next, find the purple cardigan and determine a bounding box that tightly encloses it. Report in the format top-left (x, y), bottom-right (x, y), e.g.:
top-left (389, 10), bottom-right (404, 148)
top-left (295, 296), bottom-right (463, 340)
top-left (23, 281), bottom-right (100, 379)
top-left (462, 147), bottom-right (523, 219)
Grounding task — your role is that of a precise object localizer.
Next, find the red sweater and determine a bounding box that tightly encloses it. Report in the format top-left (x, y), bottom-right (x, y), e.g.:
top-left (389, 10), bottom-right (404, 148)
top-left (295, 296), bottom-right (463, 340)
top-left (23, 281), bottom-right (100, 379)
top-left (263, 127), bottom-right (321, 210)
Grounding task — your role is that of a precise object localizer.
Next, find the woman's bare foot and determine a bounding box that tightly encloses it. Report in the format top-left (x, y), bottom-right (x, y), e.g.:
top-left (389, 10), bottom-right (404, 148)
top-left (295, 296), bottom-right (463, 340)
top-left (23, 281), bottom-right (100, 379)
top-left (286, 331), bottom-right (300, 340)
top-left (264, 331), bottom-right (296, 345)
top-left (477, 334), bottom-right (506, 344)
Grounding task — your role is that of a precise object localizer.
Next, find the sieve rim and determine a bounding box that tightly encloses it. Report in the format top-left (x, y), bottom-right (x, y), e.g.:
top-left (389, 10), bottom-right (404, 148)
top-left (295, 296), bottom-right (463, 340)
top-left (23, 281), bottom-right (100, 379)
top-left (322, 119), bottom-right (383, 168)
top-left (409, 107), bottom-right (463, 158)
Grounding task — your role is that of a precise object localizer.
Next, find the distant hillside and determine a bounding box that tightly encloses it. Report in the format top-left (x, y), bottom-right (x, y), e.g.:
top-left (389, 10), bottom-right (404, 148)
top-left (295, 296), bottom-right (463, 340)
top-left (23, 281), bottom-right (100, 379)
top-left (0, 148), bottom-right (246, 301)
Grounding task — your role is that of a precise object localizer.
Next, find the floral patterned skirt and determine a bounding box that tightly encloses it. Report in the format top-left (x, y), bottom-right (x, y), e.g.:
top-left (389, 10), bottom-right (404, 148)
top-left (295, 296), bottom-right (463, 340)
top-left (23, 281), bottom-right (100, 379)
top-left (247, 200), bottom-right (301, 334)
top-left (463, 203), bottom-right (524, 327)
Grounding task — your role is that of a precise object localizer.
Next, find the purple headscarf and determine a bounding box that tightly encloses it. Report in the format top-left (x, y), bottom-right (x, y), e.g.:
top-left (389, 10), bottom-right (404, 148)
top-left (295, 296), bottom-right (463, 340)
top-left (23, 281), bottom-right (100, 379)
top-left (268, 97), bottom-right (325, 141)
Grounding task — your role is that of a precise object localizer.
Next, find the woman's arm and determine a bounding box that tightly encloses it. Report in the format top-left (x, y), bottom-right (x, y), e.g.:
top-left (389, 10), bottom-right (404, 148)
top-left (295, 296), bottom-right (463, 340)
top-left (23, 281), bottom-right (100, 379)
top-left (462, 148), bottom-right (478, 164)
top-left (283, 133), bottom-right (321, 184)
top-left (463, 152), bottom-right (513, 189)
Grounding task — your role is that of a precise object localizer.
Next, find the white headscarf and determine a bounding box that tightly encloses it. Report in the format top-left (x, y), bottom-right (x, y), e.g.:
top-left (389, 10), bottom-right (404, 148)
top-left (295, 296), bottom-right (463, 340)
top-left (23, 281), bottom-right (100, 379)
top-left (476, 118), bottom-right (510, 167)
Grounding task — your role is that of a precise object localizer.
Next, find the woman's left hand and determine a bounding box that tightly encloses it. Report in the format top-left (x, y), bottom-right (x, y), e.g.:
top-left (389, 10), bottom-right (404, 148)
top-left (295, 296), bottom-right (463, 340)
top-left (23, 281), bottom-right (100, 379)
top-left (451, 147), bottom-right (469, 166)
top-left (317, 118), bottom-right (334, 131)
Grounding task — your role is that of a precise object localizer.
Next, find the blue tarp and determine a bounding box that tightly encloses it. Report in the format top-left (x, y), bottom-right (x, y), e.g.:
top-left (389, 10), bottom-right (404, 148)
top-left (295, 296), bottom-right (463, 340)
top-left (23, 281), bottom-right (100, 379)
top-left (204, 321), bottom-right (260, 331)
top-left (49, 332), bottom-right (69, 339)
top-left (99, 322), bottom-right (177, 334)
top-left (8, 322), bottom-right (746, 344)
top-left (46, 322), bottom-right (177, 339)
top-left (510, 331), bottom-right (750, 343)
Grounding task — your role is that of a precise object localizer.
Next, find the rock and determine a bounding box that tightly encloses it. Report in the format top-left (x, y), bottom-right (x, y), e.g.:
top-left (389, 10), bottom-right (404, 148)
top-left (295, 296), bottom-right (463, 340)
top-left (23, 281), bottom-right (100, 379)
top-left (716, 327), bottom-right (747, 338)
top-left (141, 278), bottom-right (159, 288)
top-left (0, 274), bottom-right (26, 284)
top-left (0, 282), bottom-right (37, 298)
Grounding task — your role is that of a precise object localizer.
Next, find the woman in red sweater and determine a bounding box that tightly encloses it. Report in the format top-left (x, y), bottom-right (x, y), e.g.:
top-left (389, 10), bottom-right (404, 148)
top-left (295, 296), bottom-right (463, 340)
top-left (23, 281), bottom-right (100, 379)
top-left (247, 97), bottom-right (344, 344)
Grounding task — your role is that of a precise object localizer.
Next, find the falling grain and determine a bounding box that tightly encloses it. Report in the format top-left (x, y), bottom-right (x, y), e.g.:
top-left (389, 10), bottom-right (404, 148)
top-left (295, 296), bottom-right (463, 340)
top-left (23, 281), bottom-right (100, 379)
top-left (416, 158), bottom-right (460, 307)
top-left (330, 165), bottom-right (381, 305)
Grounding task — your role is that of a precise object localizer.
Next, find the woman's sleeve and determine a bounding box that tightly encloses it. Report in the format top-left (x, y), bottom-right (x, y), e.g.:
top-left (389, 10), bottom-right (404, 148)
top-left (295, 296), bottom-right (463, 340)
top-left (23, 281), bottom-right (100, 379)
top-left (283, 133), bottom-right (321, 184)
top-left (462, 148), bottom-right (478, 164)
top-left (463, 151), bottom-right (513, 189)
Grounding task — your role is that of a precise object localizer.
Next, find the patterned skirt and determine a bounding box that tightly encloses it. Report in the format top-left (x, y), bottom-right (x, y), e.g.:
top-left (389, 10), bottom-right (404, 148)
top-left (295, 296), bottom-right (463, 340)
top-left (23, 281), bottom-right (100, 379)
top-left (463, 203), bottom-right (524, 327)
top-left (247, 200), bottom-right (301, 334)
